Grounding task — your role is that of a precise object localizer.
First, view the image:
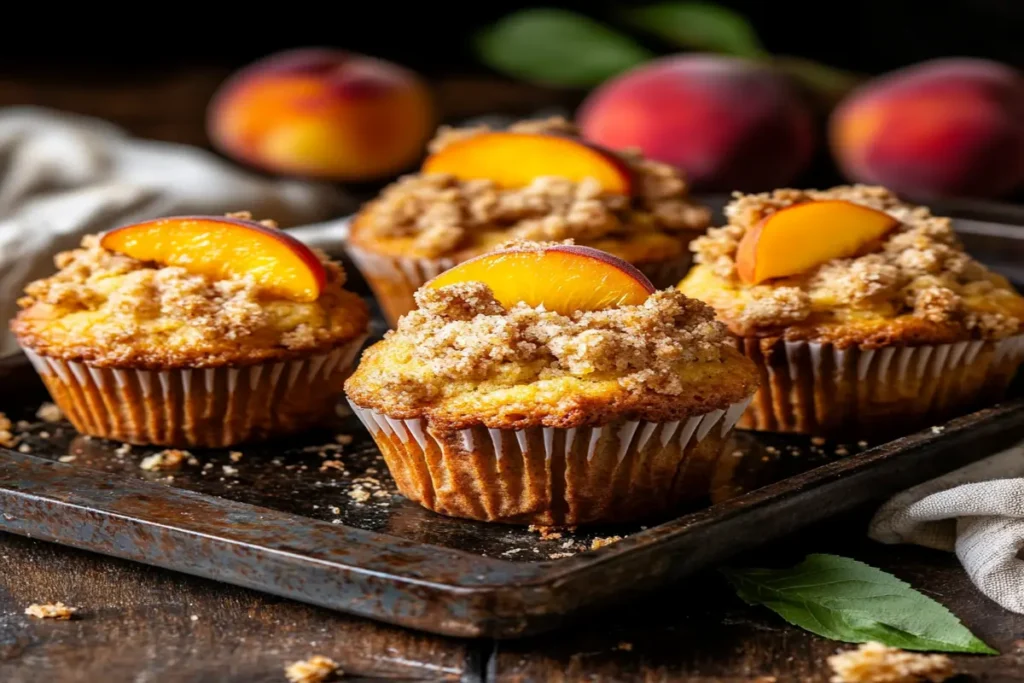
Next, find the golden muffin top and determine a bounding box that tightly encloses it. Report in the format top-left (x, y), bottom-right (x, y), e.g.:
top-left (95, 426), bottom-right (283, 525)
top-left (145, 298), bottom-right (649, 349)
top-left (12, 227), bottom-right (369, 369)
top-left (349, 117), bottom-right (710, 263)
top-left (345, 282), bottom-right (758, 429)
top-left (680, 185), bottom-right (1024, 346)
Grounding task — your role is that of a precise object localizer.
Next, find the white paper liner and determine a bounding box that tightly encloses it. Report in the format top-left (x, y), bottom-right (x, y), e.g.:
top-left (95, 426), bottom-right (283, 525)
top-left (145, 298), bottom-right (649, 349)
top-left (738, 334), bottom-right (1024, 434)
top-left (347, 395), bottom-right (752, 525)
top-left (21, 335), bottom-right (366, 447)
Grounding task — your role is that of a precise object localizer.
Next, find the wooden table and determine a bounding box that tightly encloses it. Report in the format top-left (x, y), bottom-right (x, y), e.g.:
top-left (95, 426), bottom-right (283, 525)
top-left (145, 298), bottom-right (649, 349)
top-left (3, 508), bottom-right (1023, 682)
top-left (1, 67), bottom-right (1022, 682)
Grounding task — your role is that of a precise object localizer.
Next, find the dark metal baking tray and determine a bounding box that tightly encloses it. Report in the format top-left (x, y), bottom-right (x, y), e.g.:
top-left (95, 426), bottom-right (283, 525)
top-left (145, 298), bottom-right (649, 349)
top-left (1, 216), bottom-right (1022, 639)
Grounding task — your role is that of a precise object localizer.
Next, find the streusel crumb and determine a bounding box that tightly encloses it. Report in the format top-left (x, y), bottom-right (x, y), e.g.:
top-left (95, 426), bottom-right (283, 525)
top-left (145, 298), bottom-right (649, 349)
top-left (36, 402), bottom-right (63, 423)
top-left (590, 536), bottom-right (623, 550)
top-left (140, 449), bottom-right (190, 471)
top-left (689, 185), bottom-right (1023, 338)
top-left (0, 412), bottom-right (15, 448)
top-left (828, 643), bottom-right (954, 683)
top-left (12, 221), bottom-right (368, 367)
top-left (25, 602), bottom-right (77, 620)
top-left (284, 655), bottom-right (340, 683)
top-left (355, 117), bottom-right (709, 258)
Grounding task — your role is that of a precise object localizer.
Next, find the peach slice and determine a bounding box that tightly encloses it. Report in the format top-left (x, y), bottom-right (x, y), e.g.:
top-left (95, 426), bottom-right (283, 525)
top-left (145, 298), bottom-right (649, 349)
top-left (422, 132), bottom-right (633, 194)
top-left (425, 245), bottom-right (654, 314)
top-left (735, 200), bottom-right (899, 284)
top-left (100, 216), bottom-right (327, 302)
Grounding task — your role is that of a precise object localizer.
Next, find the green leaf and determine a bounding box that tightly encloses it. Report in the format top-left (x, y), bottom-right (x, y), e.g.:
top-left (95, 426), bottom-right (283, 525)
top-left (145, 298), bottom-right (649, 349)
top-left (722, 554), bottom-right (997, 654)
top-left (625, 2), bottom-right (765, 58)
top-left (474, 9), bottom-right (653, 88)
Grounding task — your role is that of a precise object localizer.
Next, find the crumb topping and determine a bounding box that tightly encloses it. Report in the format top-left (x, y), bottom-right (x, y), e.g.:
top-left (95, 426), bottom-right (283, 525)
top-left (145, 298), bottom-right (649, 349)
top-left (25, 602), bottom-right (77, 620)
top-left (355, 117), bottom-right (710, 258)
top-left (285, 655), bottom-right (340, 683)
top-left (828, 642), bottom-right (954, 683)
top-left (689, 185), bottom-right (1023, 339)
top-left (360, 279), bottom-right (729, 411)
top-left (13, 217), bottom-right (368, 367)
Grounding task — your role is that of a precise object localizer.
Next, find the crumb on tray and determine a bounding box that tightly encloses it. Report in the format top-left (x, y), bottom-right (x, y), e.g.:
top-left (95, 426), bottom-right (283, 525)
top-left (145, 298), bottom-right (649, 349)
top-left (590, 536), bottom-right (623, 550)
top-left (0, 412), bottom-right (16, 448)
top-left (320, 460), bottom-right (345, 473)
top-left (229, 451), bottom-right (244, 463)
top-left (285, 655), bottom-right (341, 683)
top-left (140, 449), bottom-right (190, 471)
top-left (527, 525), bottom-right (563, 540)
top-left (828, 642), bottom-right (955, 683)
top-left (25, 602), bottom-right (77, 620)
top-left (35, 402), bottom-right (63, 423)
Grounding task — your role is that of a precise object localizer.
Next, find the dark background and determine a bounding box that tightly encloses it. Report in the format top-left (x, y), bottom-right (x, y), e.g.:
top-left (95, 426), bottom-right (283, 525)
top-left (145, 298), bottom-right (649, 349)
top-left (0, 1), bottom-right (1021, 75)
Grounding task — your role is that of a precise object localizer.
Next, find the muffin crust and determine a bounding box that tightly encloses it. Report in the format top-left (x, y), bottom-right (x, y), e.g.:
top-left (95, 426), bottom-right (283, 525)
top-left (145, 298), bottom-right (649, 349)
top-left (13, 227), bottom-right (369, 368)
top-left (349, 117), bottom-right (710, 263)
top-left (681, 185), bottom-right (1024, 346)
top-left (345, 282), bottom-right (759, 429)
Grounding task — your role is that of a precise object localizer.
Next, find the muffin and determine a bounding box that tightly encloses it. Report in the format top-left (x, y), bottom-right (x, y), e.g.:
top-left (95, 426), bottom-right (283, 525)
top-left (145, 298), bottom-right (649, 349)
top-left (344, 242), bottom-right (759, 525)
top-left (679, 185), bottom-right (1024, 435)
top-left (11, 213), bottom-right (369, 447)
top-left (347, 116), bottom-right (711, 326)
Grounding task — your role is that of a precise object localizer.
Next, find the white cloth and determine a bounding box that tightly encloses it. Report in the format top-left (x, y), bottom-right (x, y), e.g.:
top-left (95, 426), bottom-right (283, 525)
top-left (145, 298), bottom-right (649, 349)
top-left (0, 107), bottom-right (349, 357)
top-left (870, 444), bottom-right (1024, 614)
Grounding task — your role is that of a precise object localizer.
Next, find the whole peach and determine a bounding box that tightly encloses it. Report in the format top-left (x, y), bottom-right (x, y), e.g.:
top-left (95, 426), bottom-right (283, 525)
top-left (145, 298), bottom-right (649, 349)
top-left (208, 48), bottom-right (434, 181)
top-left (831, 58), bottom-right (1024, 199)
top-left (577, 55), bottom-right (815, 191)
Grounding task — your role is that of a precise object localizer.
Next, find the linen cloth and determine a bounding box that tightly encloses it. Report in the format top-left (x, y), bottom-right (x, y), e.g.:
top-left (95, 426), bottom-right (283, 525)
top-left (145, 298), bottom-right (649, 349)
top-left (869, 444), bottom-right (1024, 614)
top-left (0, 107), bottom-right (348, 356)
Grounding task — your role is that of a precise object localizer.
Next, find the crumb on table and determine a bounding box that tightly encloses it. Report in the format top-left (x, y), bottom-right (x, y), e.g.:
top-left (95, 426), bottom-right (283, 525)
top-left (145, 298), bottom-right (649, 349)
top-left (285, 655), bottom-right (341, 683)
top-left (139, 449), bottom-right (190, 471)
top-left (25, 602), bottom-right (77, 620)
top-left (229, 451), bottom-right (244, 463)
top-left (334, 434), bottom-right (353, 445)
top-left (320, 460), bottom-right (345, 473)
top-left (528, 525), bottom-right (563, 540)
top-left (36, 402), bottom-right (63, 423)
top-left (590, 536), bottom-right (623, 550)
top-left (828, 642), bottom-right (955, 683)
top-left (58, 455), bottom-right (76, 463)
top-left (0, 412), bottom-right (15, 448)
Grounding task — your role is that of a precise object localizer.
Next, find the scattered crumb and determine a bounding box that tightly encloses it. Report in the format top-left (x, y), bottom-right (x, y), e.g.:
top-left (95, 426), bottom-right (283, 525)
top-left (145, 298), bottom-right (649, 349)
top-left (15, 420), bottom-right (31, 431)
top-left (590, 536), bottom-right (623, 550)
top-left (285, 655), bottom-right (341, 683)
top-left (229, 451), bottom-right (244, 463)
top-left (528, 525), bottom-right (563, 540)
top-left (548, 552), bottom-right (575, 559)
top-left (931, 426), bottom-right (945, 434)
top-left (811, 437), bottom-right (827, 446)
top-left (329, 506), bottom-right (341, 515)
top-left (17, 444), bottom-right (31, 453)
top-left (203, 462), bottom-right (214, 470)
top-left (731, 449), bottom-right (744, 457)
top-left (560, 540), bottom-right (576, 549)
top-left (35, 402), bottom-right (63, 423)
top-left (320, 461), bottom-right (345, 473)
top-left (38, 431), bottom-right (50, 439)
top-left (58, 455), bottom-right (76, 463)
top-left (115, 443), bottom-right (132, 456)
top-left (616, 642), bottom-right (634, 651)
top-left (765, 446), bottom-right (779, 454)
top-left (828, 642), bottom-right (954, 683)
top-left (25, 602), bottom-right (77, 620)
top-left (222, 465), bottom-right (239, 476)
top-left (835, 447), bottom-right (850, 456)
top-left (371, 490), bottom-right (390, 499)
top-left (365, 467), bottom-right (378, 475)
top-left (140, 449), bottom-right (190, 471)
top-left (0, 413), bottom-right (15, 448)
top-left (334, 434), bottom-right (353, 445)
top-left (858, 441), bottom-right (869, 448)
top-left (190, 614), bottom-right (199, 621)
top-left (348, 489), bottom-right (371, 503)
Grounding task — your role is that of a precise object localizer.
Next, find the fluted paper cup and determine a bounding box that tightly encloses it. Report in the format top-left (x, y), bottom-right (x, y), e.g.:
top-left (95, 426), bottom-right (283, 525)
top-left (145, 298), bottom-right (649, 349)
top-left (21, 336), bottom-right (366, 448)
top-left (737, 334), bottom-right (1024, 435)
top-left (346, 244), bottom-right (694, 328)
top-left (347, 397), bottom-right (752, 525)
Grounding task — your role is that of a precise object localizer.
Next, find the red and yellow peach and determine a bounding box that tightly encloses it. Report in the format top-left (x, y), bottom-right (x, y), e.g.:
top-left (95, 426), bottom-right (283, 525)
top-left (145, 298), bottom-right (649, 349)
top-left (208, 48), bottom-right (434, 182)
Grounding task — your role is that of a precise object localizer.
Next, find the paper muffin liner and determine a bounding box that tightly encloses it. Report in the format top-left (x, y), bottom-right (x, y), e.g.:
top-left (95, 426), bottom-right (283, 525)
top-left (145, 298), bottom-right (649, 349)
top-left (346, 244), bottom-right (694, 328)
top-left (347, 396), bottom-right (752, 525)
top-left (737, 334), bottom-right (1024, 435)
top-left (20, 336), bottom-right (366, 448)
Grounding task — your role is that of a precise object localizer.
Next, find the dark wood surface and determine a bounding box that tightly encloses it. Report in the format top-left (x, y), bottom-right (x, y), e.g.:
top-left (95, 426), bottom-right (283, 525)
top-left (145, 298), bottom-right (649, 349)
top-left (1, 67), bottom-right (1023, 682)
top-left (4, 509), bottom-right (1024, 682)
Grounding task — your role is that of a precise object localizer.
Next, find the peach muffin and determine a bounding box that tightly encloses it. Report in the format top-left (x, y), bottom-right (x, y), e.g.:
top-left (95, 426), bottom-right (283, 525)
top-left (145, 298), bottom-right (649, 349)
top-left (678, 185), bottom-right (1024, 435)
top-left (347, 116), bottom-right (711, 326)
top-left (12, 214), bottom-right (369, 447)
top-left (344, 242), bottom-right (759, 525)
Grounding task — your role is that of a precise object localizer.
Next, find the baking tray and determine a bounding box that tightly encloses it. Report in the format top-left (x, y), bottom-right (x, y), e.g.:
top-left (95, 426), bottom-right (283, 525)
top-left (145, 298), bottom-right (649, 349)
top-left (0, 217), bottom-right (1022, 639)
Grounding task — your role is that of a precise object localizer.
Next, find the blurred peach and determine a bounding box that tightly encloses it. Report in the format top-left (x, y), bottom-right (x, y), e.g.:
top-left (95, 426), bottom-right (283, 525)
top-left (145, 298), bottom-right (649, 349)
top-left (577, 55), bottom-right (815, 191)
top-left (831, 58), bottom-right (1024, 199)
top-left (208, 48), bottom-right (434, 181)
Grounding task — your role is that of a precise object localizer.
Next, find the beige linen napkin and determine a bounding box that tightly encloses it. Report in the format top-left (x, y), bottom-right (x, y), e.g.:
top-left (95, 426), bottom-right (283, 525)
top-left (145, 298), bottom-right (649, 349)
top-left (0, 107), bottom-right (348, 357)
top-left (869, 444), bottom-right (1024, 614)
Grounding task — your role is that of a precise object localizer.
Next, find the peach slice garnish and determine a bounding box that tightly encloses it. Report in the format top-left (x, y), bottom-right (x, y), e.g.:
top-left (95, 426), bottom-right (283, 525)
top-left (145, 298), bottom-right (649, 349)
top-left (425, 245), bottom-right (654, 314)
top-left (422, 132), bottom-right (633, 194)
top-left (100, 216), bottom-right (327, 302)
top-left (735, 200), bottom-right (900, 284)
